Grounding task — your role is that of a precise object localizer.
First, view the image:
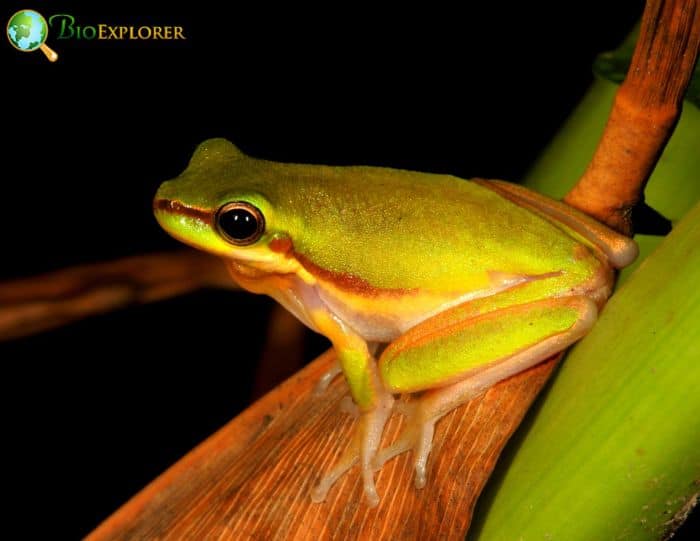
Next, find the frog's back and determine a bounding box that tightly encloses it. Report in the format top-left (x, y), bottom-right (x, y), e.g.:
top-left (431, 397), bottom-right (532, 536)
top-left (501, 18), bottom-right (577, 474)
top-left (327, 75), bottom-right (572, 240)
top-left (261, 161), bottom-right (596, 293)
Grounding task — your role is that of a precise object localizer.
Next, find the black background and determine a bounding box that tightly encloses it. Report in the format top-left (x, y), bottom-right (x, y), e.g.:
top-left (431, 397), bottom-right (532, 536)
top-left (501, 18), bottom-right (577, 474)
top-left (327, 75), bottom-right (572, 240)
top-left (3, 1), bottom-right (697, 539)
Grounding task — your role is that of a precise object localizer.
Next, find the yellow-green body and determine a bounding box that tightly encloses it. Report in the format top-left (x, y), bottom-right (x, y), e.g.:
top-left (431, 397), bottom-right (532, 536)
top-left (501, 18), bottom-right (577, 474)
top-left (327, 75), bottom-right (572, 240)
top-left (154, 138), bottom-right (637, 506)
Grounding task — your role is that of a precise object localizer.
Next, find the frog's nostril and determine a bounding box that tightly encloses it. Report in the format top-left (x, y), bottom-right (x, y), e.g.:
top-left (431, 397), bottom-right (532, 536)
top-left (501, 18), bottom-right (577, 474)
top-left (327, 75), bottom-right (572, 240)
top-left (153, 198), bottom-right (173, 212)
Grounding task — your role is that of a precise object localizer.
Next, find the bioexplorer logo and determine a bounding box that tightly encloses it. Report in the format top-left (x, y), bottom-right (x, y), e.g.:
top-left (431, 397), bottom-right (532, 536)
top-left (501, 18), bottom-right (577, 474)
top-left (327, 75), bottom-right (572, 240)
top-left (7, 9), bottom-right (186, 62)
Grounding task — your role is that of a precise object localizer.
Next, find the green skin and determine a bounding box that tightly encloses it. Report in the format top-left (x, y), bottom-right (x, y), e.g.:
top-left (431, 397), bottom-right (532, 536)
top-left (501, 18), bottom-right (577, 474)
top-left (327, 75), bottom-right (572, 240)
top-left (153, 138), bottom-right (638, 507)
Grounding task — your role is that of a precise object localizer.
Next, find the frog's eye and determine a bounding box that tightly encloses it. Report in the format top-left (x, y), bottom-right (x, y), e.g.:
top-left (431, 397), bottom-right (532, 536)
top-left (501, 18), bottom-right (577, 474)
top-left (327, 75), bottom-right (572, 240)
top-left (215, 202), bottom-right (265, 246)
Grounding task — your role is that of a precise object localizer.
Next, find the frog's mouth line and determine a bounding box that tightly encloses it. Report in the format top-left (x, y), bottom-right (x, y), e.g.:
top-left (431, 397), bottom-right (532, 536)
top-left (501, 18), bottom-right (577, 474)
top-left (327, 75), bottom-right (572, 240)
top-left (153, 199), bottom-right (212, 224)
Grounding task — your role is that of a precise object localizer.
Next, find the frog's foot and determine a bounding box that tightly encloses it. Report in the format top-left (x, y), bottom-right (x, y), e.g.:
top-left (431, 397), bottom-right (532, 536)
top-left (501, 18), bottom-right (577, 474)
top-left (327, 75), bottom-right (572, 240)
top-left (372, 400), bottom-right (437, 489)
top-left (311, 392), bottom-right (394, 507)
top-left (373, 384), bottom-right (490, 489)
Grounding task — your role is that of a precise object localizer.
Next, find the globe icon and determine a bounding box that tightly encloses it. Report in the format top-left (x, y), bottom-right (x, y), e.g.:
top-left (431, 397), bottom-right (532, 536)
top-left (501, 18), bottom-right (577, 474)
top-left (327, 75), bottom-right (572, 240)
top-left (7, 9), bottom-right (58, 61)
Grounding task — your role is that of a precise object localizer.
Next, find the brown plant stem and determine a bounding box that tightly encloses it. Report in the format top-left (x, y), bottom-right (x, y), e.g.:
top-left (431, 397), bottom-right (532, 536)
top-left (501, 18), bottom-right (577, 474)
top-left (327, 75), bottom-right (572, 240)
top-left (564, 0), bottom-right (700, 235)
top-left (0, 250), bottom-right (234, 341)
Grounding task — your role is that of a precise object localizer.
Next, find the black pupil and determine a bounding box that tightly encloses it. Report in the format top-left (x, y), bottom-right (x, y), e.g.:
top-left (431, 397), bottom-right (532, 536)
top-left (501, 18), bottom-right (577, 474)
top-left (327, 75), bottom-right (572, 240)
top-left (219, 207), bottom-right (259, 241)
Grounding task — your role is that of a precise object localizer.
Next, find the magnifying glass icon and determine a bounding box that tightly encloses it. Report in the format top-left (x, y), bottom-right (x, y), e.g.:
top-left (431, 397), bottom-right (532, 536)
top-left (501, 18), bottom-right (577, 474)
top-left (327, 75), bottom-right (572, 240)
top-left (7, 10), bottom-right (59, 62)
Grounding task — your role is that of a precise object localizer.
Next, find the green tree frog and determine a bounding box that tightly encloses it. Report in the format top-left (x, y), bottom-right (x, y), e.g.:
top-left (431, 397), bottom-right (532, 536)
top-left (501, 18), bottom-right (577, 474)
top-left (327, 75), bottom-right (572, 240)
top-left (154, 138), bottom-right (637, 507)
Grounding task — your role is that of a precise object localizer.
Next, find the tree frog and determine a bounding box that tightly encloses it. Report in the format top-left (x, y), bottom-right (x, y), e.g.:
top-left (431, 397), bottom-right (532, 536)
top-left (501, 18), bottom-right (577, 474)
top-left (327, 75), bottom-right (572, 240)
top-left (153, 138), bottom-right (637, 507)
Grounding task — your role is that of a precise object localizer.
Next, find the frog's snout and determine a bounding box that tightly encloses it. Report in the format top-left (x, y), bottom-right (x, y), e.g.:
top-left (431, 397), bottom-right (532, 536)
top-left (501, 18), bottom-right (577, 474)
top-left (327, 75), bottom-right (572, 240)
top-left (153, 179), bottom-right (176, 206)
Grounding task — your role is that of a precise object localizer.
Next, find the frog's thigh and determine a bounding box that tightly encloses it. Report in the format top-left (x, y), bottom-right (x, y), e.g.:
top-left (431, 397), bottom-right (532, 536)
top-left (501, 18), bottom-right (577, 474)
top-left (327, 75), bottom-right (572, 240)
top-left (379, 295), bottom-right (597, 399)
top-left (375, 296), bottom-right (596, 486)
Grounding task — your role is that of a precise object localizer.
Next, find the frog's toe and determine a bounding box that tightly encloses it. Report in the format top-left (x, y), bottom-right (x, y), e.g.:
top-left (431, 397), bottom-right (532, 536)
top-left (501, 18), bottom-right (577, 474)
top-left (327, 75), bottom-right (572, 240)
top-left (311, 392), bottom-right (393, 506)
top-left (310, 439), bottom-right (359, 503)
top-left (313, 361), bottom-right (343, 395)
top-left (311, 430), bottom-right (377, 505)
top-left (412, 421), bottom-right (435, 488)
top-left (373, 406), bottom-right (437, 490)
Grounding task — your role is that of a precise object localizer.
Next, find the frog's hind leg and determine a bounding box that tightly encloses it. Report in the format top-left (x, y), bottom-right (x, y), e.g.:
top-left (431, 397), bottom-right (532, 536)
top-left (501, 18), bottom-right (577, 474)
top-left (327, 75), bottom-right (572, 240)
top-left (375, 295), bottom-right (596, 488)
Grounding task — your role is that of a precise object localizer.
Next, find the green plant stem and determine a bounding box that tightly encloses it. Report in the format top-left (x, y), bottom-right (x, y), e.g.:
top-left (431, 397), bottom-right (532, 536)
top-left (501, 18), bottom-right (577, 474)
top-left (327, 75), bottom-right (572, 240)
top-left (469, 78), bottom-right (700, 539)
top-left (471, 197), bottom-right (700, 540)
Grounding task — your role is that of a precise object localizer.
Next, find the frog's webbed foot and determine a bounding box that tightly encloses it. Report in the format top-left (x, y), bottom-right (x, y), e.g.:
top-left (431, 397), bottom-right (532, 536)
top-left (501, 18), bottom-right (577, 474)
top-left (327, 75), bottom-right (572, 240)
top-left (311, 392), bottom-right (394, 507)
top-left (373, 383), bottom-right (489, 489)
top-left (372, 399), bottom-right (437, 489)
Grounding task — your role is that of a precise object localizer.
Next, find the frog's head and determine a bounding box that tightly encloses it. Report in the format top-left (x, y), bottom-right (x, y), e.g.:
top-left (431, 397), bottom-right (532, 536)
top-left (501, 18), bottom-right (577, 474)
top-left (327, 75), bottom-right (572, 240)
top-left (154, 138), bottom-right (297, 270)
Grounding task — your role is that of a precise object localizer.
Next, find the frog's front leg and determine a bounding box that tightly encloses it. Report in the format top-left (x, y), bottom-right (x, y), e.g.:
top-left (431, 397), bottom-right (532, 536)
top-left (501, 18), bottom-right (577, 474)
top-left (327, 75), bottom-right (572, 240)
top-left (374, 295), bottom-right (597, 488)
top-left (309, 312), bottom-right (394, 507)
